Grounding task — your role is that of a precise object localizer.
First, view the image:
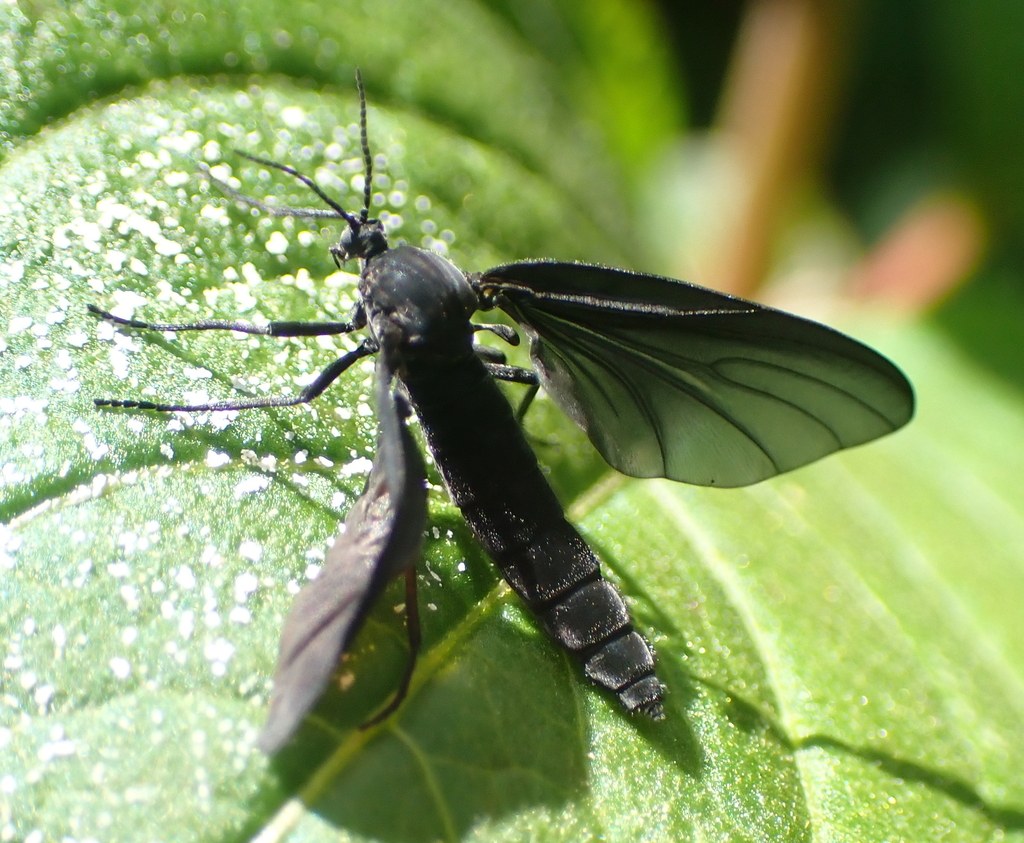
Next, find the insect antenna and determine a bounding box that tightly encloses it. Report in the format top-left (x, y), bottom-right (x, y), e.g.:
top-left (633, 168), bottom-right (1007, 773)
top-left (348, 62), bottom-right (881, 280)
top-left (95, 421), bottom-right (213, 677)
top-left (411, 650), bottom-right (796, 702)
top-left (232, 151), bottom-right (359, 226)
top-left (355, 68), bottom-right (373, 223)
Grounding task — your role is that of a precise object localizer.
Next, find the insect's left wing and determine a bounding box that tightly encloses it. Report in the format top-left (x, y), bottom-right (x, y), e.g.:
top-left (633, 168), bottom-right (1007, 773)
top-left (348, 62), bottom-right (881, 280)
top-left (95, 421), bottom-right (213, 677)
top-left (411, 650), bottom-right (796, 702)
top-left (258, 357), bottom-right (427, 754)
top-left (481, 261), bottom-right (914, 488)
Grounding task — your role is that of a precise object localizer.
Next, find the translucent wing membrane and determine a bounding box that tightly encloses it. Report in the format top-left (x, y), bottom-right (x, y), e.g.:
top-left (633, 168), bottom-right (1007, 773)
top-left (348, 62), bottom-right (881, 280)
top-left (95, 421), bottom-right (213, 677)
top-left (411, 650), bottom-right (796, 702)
top-left (483, 261), bottom-right (914, 487)
top-left (258, 357), bottom-right (427, 753)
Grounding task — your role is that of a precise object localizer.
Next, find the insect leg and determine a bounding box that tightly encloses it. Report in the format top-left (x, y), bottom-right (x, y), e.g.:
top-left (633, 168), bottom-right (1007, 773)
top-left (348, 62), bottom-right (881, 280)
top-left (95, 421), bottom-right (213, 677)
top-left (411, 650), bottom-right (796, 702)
top-left (484, 363), bottom-right (540, 422)
top-left (471, 323), bottom-right (519, 346)
top-left (473, 344), bottom-right (507, 365)
top-left (87, 303), bottom-right (363, 338)
top-left (485, 363), bottom-right (538, 386)
top-left (359, 566), bottom-right (421, 729)
top-left (514, 382), bottom-right (540, 423)
top-left (472, 322), bottom-right (521, 364)
top-left (93, 340), bottom-right (378, 412)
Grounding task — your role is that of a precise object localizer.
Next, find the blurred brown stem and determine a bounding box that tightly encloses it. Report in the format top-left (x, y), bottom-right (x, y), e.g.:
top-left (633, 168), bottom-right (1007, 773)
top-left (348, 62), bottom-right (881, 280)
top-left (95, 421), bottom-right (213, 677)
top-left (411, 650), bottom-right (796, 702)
top-left (709, 0), bottom-right (844, 297)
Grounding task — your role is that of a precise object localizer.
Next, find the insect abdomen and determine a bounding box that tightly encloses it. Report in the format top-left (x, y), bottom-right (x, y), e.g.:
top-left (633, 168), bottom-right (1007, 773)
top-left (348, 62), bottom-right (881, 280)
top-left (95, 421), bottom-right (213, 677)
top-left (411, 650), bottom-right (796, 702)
top-left (402, 353), bottom-right (664, 717)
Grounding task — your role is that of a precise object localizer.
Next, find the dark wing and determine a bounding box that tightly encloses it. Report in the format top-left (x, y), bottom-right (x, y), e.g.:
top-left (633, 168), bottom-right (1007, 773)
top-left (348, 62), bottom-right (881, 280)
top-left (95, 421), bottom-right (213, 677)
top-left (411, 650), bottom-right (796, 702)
top-left (481, 261), bottom-right (914, 488)
top-left (258, 356), bottom-right (427, 754)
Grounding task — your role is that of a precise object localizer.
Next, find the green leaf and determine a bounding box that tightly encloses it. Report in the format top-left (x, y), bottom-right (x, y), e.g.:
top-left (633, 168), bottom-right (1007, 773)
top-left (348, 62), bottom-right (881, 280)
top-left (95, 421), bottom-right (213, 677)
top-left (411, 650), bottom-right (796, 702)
top-left (2, 2), bottom-right (1024, 842)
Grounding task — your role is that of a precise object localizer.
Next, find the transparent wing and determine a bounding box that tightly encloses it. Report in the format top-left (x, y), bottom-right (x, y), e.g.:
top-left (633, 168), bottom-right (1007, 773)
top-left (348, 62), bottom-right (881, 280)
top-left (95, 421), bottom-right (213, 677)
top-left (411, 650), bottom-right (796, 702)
top-left (482, 261), bottom-right (914, 488)
top-left (258, 357), bottom-right (427, 753)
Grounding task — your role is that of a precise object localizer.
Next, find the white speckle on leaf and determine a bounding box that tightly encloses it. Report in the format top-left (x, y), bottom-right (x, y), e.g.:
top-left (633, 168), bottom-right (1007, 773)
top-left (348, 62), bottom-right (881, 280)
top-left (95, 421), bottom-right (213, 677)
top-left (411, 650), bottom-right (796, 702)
top-left (33, 684), bottom-right (55, 709)
top-left (53, 348), bottom-right (73, 370)
top-left (164, 170), bottom-right (190, 187)
top-left (65, 330), bottom-right (89, 348)
top-left (1, 259), bottom-right (25, 286)
top-left (107, 562), bottom-right (130, 578)
top-left (83, 433), bottom-right (110, 461)
top-left (203, 140), bottom-right (222, 162)
top-left (110, 657), bottom-right (131, 680)
top-left (229, 607), bottom-right (252, 625)
top-left (155, 239), bottom-right (183, 257)
top-left (238, 541), bottom-right (262, 562)
top-left (341, 456), bottom-right (373, 477)
top-left (110, 289), bottom-right (150, 317)
top-left (120, 584), bottom-right (140, 611)
top-left (205, 450), bottom-right (231, 468)
top-left (240, 263), bottom-right (261, 288)
top-left (324, 269), bottom-right (356, 289)
top-left (233, 572), bottom-right (259, 602)
top-left (202, 204), bottom-right (231, 228)
top-left (105, 250), bottom-right (128, 271)
top-left (209, 410), bottom-right (239, 432)
top-left (175, 566), bottom-right (197, 590)
top-left (38, 737), bottom-right (76, 762)
top-left (8, 315), bottom-right (32, 334)
top-left (179, 610), bottom-right (196, 639)
top-left (265, 231), bottom-right (288, 254)
top-left (233, 475), bottom-right (270, 498)
top-left (108, 348), bottom-right (130, 380)
top-left (136, 151), bottom-right (162, 170)
top-left (130, 258), bottom-right (149, 275)
top-left (280, 106), bottom-right (306, 128)
top-left (52, 225), bottom-right (72, 249)
top-left (205, 638), bottom-right (235, 673)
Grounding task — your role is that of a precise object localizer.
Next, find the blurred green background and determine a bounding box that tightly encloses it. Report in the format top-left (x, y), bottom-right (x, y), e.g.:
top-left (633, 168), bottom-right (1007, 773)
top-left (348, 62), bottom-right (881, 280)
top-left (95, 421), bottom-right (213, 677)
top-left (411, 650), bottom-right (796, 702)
top-left (658, 0), bottom-right (1024, 388)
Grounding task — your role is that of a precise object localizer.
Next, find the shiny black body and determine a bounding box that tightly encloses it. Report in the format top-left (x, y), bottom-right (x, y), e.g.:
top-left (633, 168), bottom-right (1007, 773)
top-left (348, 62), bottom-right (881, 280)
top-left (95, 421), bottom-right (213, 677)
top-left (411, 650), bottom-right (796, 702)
top-left (375, 249), bottom-right (662, 716)
top-left (406, 354), bottom-right (661, 712)
top-left (91, 74), bottom-right (913, 753)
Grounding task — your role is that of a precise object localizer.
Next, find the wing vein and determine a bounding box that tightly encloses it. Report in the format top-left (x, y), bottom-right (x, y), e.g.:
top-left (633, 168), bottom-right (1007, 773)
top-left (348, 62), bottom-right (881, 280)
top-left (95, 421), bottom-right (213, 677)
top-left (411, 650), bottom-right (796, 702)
top-left (531, 310), bottom-right (791, 469)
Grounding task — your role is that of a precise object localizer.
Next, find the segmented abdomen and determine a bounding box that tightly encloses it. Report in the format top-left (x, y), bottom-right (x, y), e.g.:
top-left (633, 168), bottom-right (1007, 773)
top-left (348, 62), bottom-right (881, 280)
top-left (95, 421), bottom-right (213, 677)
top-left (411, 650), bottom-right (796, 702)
top-left (402, 352), bottom-right (663, 717)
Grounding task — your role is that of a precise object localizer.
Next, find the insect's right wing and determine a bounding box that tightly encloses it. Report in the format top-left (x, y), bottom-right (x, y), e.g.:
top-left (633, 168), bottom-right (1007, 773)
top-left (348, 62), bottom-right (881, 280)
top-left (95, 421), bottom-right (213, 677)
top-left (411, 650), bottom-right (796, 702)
top-left (258, 356), bottom-right (427, 754)
top-left (481, 260), bottom-right (914, 488)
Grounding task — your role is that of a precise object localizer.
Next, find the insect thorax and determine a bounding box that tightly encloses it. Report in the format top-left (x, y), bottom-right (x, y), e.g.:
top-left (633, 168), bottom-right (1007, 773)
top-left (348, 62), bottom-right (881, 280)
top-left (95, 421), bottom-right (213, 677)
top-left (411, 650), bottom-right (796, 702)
top-left (361, 245), bottom-right (480, 355)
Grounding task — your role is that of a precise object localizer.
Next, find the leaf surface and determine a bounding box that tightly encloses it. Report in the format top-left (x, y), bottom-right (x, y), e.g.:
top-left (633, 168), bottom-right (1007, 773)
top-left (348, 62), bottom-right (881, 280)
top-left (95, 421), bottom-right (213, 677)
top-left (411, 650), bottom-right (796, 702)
top-left (1, 2), bottom-right (1023, 842)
